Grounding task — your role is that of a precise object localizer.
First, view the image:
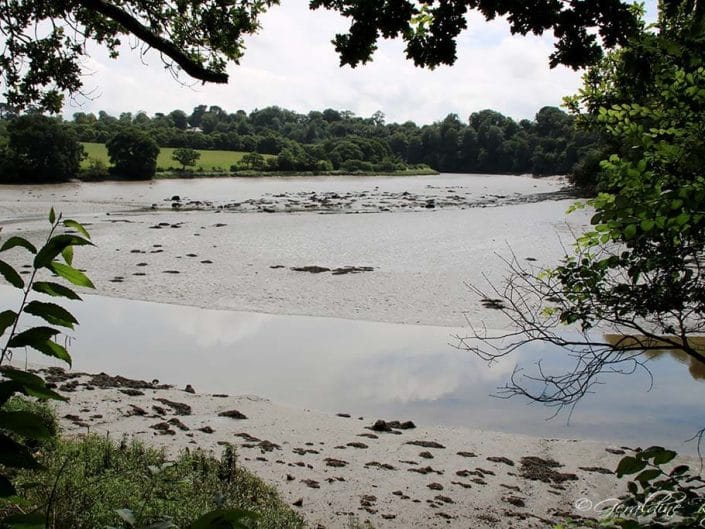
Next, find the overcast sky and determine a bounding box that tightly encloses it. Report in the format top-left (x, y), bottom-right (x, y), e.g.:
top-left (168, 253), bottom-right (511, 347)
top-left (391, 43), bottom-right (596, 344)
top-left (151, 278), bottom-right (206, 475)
top-left (65, 0), bottom-right (657, 125)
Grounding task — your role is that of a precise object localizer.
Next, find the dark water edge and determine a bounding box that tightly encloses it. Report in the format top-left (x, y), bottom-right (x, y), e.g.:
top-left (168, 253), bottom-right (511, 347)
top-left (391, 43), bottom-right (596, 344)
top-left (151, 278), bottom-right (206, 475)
top-left (1, 286), bottom-right (702, 452)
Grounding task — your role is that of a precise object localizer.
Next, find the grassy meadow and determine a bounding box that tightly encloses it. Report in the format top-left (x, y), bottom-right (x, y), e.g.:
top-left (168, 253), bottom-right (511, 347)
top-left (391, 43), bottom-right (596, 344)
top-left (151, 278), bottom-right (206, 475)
top-left (81, 142), bottom-right (257, 172)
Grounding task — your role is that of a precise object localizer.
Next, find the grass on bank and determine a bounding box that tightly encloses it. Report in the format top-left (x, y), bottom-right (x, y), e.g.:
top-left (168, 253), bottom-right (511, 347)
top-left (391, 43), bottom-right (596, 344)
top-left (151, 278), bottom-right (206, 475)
top-left (80, 143), bottom-right (436, 178)
top-left (81, 143), bottom-right (264, 172)
top-left (1, 400), bottom-right (304, 529)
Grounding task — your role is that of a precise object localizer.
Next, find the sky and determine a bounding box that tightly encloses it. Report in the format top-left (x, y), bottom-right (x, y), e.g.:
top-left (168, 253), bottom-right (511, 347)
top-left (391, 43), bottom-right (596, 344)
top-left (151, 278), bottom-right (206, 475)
top-left (64, 0), bottom-right (658, 125)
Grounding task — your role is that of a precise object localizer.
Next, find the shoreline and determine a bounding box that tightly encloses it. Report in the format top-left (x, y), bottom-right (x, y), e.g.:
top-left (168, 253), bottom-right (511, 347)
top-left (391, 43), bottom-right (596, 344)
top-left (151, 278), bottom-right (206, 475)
top-left (42, 366), bottom-right (666, 529)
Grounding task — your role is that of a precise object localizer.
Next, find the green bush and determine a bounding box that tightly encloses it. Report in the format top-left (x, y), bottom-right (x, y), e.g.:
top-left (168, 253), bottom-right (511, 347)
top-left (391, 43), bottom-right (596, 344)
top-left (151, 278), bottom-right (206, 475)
top-left (2, 396), bottom-right (59, 441)
top-left (79, 157), bottom-right (110, 181)
top-left (7, 436), bottom-right (305, 529)
top-left (340, 159), bottom-right (373, 173)
top-left (559, 447), bottom-right (705, 529)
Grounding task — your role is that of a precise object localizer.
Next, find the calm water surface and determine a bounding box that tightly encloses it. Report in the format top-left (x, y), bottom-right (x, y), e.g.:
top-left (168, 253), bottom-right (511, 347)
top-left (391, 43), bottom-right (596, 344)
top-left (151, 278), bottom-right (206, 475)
top-left (1, 287), bottom-right (702, 451)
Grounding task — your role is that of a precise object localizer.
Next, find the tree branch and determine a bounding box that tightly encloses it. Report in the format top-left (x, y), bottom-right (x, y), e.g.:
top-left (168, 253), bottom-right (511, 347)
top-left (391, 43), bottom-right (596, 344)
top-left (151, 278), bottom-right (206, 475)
top-left (76, 0), bottom-right (228, 84)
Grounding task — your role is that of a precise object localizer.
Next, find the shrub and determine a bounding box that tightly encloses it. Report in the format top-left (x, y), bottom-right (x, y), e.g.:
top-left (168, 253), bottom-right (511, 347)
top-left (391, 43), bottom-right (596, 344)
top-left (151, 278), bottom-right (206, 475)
top-left (80, 157), bottom-right (110, 181)
top-left (8, 436), bottom-right (305, 529)
top-left (340, 159), bottom-right (373, 173)
top-left (2, 396), bottom-right (59, 440)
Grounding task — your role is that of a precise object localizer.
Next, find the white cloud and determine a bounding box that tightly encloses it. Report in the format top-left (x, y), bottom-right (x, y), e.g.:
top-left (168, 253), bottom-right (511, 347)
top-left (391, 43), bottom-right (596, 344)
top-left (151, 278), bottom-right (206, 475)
top-left (65, 0), bottom-right (585, 124)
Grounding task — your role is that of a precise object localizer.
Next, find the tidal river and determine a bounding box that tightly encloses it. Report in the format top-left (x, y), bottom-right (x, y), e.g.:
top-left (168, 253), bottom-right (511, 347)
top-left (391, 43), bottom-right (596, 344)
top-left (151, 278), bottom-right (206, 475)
top-left (0, 173), bottom-right (702, 450)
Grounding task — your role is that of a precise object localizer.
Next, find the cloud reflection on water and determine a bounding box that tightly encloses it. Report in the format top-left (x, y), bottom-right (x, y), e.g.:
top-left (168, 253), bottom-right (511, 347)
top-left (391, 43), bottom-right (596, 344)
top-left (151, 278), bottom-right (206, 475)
top-left (1, 287), bottom-right (703, 450)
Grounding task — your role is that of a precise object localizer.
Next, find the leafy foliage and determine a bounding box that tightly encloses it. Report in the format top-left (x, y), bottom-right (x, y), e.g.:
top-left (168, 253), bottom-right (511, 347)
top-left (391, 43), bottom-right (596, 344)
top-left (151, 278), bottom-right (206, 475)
top-left (0, 1), bottom-right (279, 112)
top-left (80, 157), bottom-right (110, 181)
top-left (0, 115), bottom-right (84, 183)
top-left (0, 209), bottom-right (94, 527)
top-left (172, 148), bottom-right (201, 171)
top-left (551, 2), bottom-right (705, 349)
top-left (238, 152), bottom-right (267, 172)
top-left (18, 104), bottom-right (599, 177)
top-left (310, 0), bottom-right (639, 70)
top-left (7, 436), bottom-right (304, 529)
top-left (457, 1), bottom-right (705, 413)
top-left (106, 128), bottom-right (160, 179)
top-left (0, 1), bottom-right (645, 112)
top-left (609, 447), bottom-right (704, 529)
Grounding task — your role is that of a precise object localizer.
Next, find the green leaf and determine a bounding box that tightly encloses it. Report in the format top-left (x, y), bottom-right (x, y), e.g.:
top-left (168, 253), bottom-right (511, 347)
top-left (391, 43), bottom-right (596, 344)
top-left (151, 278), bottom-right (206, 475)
top-left (23, 301), bottom-right (78, 329)
top-left (7, 327), bottom-right (60, 348)
top-left (0, 260), bottom-right (24, 289)
top-left (0, 380), bottom-right (63, 404)
top-left (616, 456), bottom-right (647, 477)
top-left (6, 327), bottom-right (71, 365)
top-left (675, 212), bottom-right (689, 226)
top-left (641, 445), bottom-right (666, 459)
top-left (34, 340), bottom-right (71, 365)
top-left (188, 509), bottom-right (258, 529)
top-left (63, 219), bottom-right (91, 240)
top-left (0, 475), bottom-right (17, 498)
top-left (670, 465), bottom-right (689, 476)
top-left (653, 450), bottom-right (677, 465)
top-left (0, 411), bottom-right (51, 440)
top-left (0, 369), bottom-right (67, 401)
top-left (34, 234), bottom-right (92, 269)
top-left (624, 224), bottom-right (637, 239)
top-left (634, 469), bottom-right (661, 483)
top-left (62, 244), bottom-right (73, 266)
top-left (116, 508), bottom-right (137, 527)
top-left (627, 481), bottom-right (638, 494)
top-left (0, 310), bottom-right (16, 337)
top-left (49, 208), bottom-right (56, 224)
top-left (2, 511), bottom-right (45, 529)
top-left (33, 281), bottom-right (82, 301)
top-left (640, 219), bottom-right (655, 232)
top-left (47, 261), bottom-right (95, 288)
top-left (0, 382), bottom-right (21, 408)
top-left (0, 433), bottom-right (39, 469)
top-left (0, 237), bottom-right (37, 254)
top-left (1, 368), bottom-right (48, 388)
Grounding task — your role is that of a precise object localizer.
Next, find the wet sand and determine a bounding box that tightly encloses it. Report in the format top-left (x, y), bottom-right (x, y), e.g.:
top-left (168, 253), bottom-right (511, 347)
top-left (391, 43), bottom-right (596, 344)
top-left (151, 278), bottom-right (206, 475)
top-left (42, 367), bottom-right (659, 529)
top-left (0, 174), bottom-right (589, 328)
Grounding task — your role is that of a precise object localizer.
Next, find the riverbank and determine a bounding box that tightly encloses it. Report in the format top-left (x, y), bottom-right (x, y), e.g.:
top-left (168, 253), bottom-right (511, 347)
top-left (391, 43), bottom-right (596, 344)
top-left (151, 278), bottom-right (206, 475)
top-left (43, 366), bottom-right (654, 529)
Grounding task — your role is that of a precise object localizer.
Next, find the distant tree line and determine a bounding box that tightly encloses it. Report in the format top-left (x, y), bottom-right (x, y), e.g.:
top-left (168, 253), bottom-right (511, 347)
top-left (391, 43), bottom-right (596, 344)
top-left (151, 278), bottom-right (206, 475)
top-left (0, 103), bottom-right (601, 183)
top-left (67, 105), bottom-right (599, 175)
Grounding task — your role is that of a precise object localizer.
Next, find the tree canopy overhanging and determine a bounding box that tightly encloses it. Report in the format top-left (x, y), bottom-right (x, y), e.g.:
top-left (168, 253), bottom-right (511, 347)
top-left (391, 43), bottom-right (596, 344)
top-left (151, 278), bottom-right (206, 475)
top-left (310, 0), bottom-right (639, 70)
top-left (0, 0), bottom-right (640, 113)
top-left (0, 0), bottom-right (279, 112)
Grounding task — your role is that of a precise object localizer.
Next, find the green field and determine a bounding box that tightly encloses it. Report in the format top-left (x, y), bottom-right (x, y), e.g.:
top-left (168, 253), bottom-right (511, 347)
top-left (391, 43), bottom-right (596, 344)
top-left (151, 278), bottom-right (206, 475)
top-left (81, 142), bottom-right (258, 171)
